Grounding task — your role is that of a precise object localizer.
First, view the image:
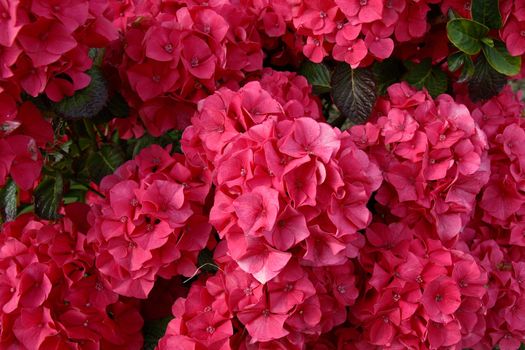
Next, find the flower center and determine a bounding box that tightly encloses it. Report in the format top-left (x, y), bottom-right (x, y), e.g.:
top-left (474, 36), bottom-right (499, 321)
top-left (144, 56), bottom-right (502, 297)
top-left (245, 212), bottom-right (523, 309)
top-left (435, 294), bottom-right (443, 302)
top-left (319, 11), bottom-right (327, 18)
top-left (521, 31), bottom-right (525, 37)
top-left (152, 75), bottom-right (161, 83)
top-left (191, 56), bottom-right (199, 67)
top-left (164, 43), bottom-right (173, 53)
top-left (360, 0), bottom-right (367, 5)
top-left (337, 284), bottom-right (346, 294)
top-left (206, 326), bottom-right (215, 334)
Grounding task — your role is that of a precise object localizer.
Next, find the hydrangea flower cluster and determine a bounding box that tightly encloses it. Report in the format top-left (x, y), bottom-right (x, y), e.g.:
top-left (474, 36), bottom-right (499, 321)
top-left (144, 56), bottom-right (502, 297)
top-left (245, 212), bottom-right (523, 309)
top-left (349, 82), bottom-right (489, 245)
top-left (0, 204), bottom-right (143, 349)
top-left (87, 144), bottom-right (212, 298)
top-left (110, 0), bottom-right (270, 137)
top-left (157, 253), bottom-right (361, 348)
top-left (351, 222), bottom-right (488, 349)
top-left (469, 87), bottom-right (525, 232)
top-left (284, 0), bottom-right (436, 66)
top-left (0, 0), bottom-right (117, 101)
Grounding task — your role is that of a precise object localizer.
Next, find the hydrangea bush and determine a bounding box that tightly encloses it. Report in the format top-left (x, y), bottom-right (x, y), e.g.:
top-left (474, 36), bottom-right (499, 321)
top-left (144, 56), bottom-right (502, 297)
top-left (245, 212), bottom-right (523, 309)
top-left (1, 0), bottom-right (525, 349)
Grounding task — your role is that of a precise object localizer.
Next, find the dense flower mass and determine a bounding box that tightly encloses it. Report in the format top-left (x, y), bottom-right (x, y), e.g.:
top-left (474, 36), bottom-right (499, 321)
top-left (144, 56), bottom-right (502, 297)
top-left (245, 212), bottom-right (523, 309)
top-left (2, 0), bottom-right (525, 349)
top-left (87, 144), bottom-right (212, 298)
top-left (0, 205), bottom-right (143, 349)
top-left (350, 82), bottom-right (489, 245)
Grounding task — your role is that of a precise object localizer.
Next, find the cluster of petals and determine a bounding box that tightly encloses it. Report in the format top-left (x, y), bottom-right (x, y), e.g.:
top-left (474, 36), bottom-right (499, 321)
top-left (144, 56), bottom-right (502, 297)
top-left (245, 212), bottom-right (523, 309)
top-left (87, 144), bottom-right (212, 298)
top-left (284, 0), bottom-right (436, 67)
top-left (181, 72), bottom-right (324, 169)
top-left (0, 95), bottom-right (53, 191)
top-left (468, 87), bottom-right (525, 232)
top-left (457, 219), bottom-right (525, 350)
top-left (0, 0), bottom-right (118, 101)
top-left (110, 0), bottom-right (270, 137)
top-left (157, 251), bottom-right (361, 349)
top-left (348, 221), bottom-right (488, 349)
top-left (349, 82), bottom-right (489, 244)
top-left (0, 204), bottom-right (143, 349)
top-left (183, 79), bottom-right (381, 285)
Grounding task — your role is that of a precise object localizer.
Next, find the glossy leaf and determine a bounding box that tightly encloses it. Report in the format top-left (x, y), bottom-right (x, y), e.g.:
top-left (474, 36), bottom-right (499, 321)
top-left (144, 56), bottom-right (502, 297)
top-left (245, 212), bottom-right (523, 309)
top-left (447, 18), bottom-right (489, 55)
top-left (482, 40), bottom-right (522, 76)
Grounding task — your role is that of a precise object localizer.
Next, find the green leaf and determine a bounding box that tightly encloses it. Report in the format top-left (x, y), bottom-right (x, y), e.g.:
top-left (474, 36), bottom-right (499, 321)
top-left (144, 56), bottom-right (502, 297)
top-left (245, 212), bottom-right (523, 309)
top-left (143, 317), bottom-right (173, 350)
top-left (482, 40), bottom-right (522, 76)
top-left (331, 63), bottom-right (376, 125)
top-left (85, 145), bottom-right (126, 183)
top-left (54, 67), bottom-right (109, 119)
top-left (467, 55), bottom-right (507, 101)
top-left (458, 55), bottom-right (476, 82)
top-left (446, 18), bottom-right (490, 55)
top-left (34, 174), bottom-right (64, 220)
top-left (0, 180), bottom-right (17, 222)
top-left (448, 52), bottom-right (466, 72)
top-left (472, 0), bottom-right (502, 29)
top-left (372, 58), bottom-right (406, 95)
top-left (403, 59), bottom-right (448, 98)
top-left (299, 61), bottom-right (331, 94)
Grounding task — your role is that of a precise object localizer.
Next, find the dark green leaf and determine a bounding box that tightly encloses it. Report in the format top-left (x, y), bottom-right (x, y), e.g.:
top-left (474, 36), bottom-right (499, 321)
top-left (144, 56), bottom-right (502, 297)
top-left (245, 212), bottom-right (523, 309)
top-left (458, 55), bottom-right (476, 82)
top-left (448, 52), bottom-right (466, 72)
top-left (373, 58), bottom-right (406, 95)
top-left (331, 63), bottom-right (376, 124)
top-left (143, 317), bottom-right (173, 350)
top-left (85, 145), bottom-right (126, 183)
top-left (472, 0), bottom-right (502, 29)
top-left (403, 59), bottom-right (448, 98)
top-left (34, 174), bottom-right (64, 220)
top-left (107, 92), bottom-right (129, 118)
top-left (467, 55), bottom-right (507, 101)
top-left (482, 40), bottom-right (522, 76)
top-left (299, 61), bottom-right (331, 94)
top-left (446, 18), bottom-right (490, 55)
top-left (0, 180), bottom-right (17, 222)
top-left (54, 67), bottom-right (109, 120)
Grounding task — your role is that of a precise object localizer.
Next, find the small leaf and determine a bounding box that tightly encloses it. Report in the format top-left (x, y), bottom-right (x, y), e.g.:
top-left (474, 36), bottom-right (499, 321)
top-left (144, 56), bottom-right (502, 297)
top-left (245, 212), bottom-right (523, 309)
top-left (373, 58), bottom-right (406, 95)
top-left (331, 63), bottom-right (376, 124)
top-left (403, 59), bottom-right (448, 98)
top-left (471, 0), bottom-right (502, 29)
top-left (299, 61), bottom-right (331, 94)
top-left (482, 40), bottom-right (522, 76)
top-left (448, 52), bottom-right (466, 72)
top-left (458, 55), bottom-right (476, 82)
top-left (85, 145), bottom-right (126, 183)
top-left (143, 317), bottom-right (173, 350)
top-left (0, 180), bottom-right (17, 222)
top-left (468, 55), bottom-right (507, 101)
top-left (446, 18), bottom-right (490, 55)
top-left (54, 67), bottom-right (109, 120)
top-left (34, 174), bottom-right (64, 220)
